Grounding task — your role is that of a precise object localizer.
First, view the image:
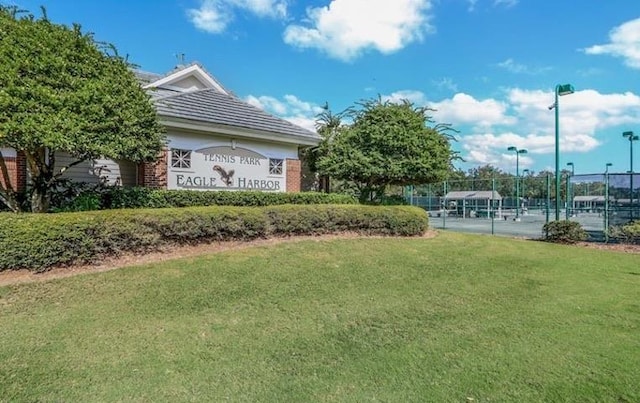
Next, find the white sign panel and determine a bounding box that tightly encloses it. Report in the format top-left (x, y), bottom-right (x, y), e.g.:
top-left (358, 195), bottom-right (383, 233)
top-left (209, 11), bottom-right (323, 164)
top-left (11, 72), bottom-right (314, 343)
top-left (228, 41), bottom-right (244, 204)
top-left (168, 146), bottom-right (285, 192)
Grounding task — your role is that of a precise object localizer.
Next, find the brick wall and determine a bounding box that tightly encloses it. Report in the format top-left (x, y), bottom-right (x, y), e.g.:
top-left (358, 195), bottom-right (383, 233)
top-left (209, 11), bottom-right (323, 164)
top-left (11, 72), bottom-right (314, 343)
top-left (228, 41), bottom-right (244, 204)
top-left (285, 159), bottom-right (301, 192)
top-left (0, 157), bottom-right (17, 191)
top-left (16, 151), bottom-right (27, 192)
top-left (0, 151), bottom-right (26, 192)
top-left (139, 148), bottom-right (168, 189)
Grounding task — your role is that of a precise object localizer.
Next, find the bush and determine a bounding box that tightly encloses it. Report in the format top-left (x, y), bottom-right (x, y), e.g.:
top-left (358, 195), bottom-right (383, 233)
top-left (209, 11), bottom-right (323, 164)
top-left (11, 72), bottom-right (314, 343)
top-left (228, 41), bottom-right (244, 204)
top-left (608, 221), bottom-right (640, 244)
top-left (542, 220), bottom-right (588, 244)
top-left (265, 205), bottom-right (427, 236)
top-left (0, 205), bottom-right (428, 271)
top-left (98, 188), bottom-right (357, 209)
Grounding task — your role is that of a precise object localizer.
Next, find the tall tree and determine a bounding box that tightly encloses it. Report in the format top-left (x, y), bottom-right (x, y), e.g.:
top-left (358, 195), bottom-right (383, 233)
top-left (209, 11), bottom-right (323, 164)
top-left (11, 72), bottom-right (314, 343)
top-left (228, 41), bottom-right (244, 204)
top-left (316, 98), bottom-right (458, 203)
top-left (304, 102), bottom-right (350, 193)
top-left (0, 6), bottom-right (164, 212)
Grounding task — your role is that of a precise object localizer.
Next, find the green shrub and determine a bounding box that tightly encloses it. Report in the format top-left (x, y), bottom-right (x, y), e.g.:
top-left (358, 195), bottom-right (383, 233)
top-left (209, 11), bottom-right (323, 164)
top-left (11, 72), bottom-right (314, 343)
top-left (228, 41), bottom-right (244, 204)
top-left (377, 195), bottom-right (409, 206)
top-left (608, 221), bottom-right (640, 244)
top-left (100, 188), bottom-right (357, 209)
top-left (0, 205), bottom-right (428, 271)
top-left (542, 220), bottom-right (588, 244)
top-left (264, 205), bottom-right (428, 236)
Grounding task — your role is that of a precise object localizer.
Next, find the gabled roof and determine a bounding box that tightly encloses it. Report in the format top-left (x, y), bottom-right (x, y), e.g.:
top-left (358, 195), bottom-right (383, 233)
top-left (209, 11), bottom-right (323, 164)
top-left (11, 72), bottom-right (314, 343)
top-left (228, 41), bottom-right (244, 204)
top-left (155, 88), bottom-right (319, 142)
top-left (133, 63), bottom-right (320, 145)
top-left (133, 70), bottom-right (163, 85)
top-left (143, 63), bottom-right (229, 94)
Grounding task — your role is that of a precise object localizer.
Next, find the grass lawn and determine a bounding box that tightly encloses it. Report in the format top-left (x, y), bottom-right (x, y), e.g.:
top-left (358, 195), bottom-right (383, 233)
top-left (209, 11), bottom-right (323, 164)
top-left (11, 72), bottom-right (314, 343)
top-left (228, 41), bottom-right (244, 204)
top-left (1, 231), bottom-right (639, 402)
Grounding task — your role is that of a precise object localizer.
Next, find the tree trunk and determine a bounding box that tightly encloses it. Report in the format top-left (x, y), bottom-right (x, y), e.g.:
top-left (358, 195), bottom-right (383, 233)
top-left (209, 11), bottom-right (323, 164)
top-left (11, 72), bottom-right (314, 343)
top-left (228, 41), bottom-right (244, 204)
top-left (24, 147), bottom-right (55, 213)
top-left (30, 184), bottom-right (50, 213)
top-left (0, 192), bottom-right (20, 212)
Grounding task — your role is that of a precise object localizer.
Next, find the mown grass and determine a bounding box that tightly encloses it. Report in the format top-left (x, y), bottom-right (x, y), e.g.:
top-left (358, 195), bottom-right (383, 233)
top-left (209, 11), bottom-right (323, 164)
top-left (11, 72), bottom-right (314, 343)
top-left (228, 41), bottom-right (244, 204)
top-left (1, 232), bottom-right (639, 402)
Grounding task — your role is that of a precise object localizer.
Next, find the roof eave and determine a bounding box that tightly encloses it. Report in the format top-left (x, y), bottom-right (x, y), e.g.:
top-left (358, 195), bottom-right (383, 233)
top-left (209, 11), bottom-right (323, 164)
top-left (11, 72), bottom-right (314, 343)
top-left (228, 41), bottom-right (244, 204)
top-left (159, 116), bottom-right (320, 147)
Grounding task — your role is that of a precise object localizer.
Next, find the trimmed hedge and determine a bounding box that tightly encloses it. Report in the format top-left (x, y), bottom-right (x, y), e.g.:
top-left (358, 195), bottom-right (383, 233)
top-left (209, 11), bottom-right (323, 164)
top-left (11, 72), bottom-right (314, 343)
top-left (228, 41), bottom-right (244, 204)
top-left (53, 187), bottom-right (357, 211)
top-left (0, 205), bottom-right (428, 271)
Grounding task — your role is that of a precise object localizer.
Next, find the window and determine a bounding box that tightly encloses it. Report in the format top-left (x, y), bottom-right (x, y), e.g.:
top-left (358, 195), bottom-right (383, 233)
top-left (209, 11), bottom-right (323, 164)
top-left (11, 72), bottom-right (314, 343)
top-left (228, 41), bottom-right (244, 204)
top-left (269, 158), bottom-right (283, 175)
top-left (171, 149), bottom-right (191, 169)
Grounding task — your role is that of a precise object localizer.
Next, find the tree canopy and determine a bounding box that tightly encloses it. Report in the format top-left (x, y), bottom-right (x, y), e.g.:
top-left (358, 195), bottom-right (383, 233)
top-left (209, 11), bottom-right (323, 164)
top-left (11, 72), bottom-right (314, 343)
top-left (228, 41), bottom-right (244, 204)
top-left (315, 98), bottom-right (458, 202)
top-left (0, 6), bottom-right (165, 212)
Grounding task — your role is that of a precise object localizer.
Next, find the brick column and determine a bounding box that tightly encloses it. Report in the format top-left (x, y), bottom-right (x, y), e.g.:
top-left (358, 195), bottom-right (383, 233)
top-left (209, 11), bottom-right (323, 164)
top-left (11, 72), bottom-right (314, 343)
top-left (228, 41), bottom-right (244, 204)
top-left (285, 159), bottom-right (301, 193)
top-left (16, 151), bottom-right (27, 192)
top-left (140, 148), bottom-right (168, 189)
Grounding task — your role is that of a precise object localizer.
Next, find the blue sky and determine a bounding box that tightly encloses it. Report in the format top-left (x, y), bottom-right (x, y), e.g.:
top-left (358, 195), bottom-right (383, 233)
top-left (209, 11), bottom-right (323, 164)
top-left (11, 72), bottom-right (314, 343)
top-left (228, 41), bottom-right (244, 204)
top-left (12, 0), bottom-right (640, 175)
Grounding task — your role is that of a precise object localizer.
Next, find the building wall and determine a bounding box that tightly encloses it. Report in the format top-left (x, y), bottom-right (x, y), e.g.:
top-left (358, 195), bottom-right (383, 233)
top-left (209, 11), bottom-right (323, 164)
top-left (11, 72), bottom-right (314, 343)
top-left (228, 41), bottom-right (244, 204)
top-left (1, 132), bottom-right (309, 194)
top-left (140, 148), bottom-right (168, 188)
top-left (163, 130), bottom-right (299, 192)
top-left (285, 159), bottom-right (301, 192)
top-left (54, 152), bottom-right (137, 186)
top-left (1, 149), bottom-right (26, 192)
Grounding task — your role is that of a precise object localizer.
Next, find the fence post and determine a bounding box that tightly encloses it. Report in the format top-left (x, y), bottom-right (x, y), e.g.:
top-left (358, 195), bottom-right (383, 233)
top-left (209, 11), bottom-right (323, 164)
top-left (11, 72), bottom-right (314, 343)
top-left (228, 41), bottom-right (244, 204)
top-left (604, 172), bottom-right (609, 243)
top-left (566, 175), bottom-right (571, 220)
top-left (632, 173), bottom-right (635, 221)
top-left (546, 174), bottom-right (551, 224)
top-left (491, 177), bottom-right (496, 235)
top-left (442, 181), bottom-right (447, 229)
top-left (410, 185), bottom-right (414, 206)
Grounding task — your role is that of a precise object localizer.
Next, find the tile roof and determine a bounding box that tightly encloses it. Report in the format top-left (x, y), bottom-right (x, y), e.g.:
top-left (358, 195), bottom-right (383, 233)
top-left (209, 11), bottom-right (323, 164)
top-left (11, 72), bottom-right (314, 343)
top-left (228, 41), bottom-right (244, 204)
top-left (155, 88), bottom-right (319, 141)
top-left (133, 70), bottom-right (163, 85)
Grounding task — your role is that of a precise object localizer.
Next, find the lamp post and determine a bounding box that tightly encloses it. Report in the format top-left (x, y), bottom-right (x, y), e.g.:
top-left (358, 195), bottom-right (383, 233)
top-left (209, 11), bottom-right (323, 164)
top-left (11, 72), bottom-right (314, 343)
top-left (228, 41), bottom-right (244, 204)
top-left (605, 162), bottom-right (612, 239)
top-left (566, 162), bottom-right (574, 218)
top-left (508, 146), bottom-right (527, 219)
top-left (522, 169), bottom-right (529, 213)
top-left (623, 131), bottom-right (638, 220)
top-left (566, 162), bottom-right (574, 176)
top-left (549, 84), bottom-right (575, 220)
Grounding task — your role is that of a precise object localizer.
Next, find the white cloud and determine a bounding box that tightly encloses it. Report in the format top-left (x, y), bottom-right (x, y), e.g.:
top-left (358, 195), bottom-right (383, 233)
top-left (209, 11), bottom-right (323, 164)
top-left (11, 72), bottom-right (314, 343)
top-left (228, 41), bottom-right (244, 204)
top-left (433, 77), bottom-right (459, 92)
top-left (249, 86), bottom-right (640, 170)
top-left (380, 87), bottom-right (640, 169)
top-left (466, 0), bottom-right (478, 12)
top-left (232, 0), bottom-right (288, 18)
top-left (187, 0), bottom-right (288, 34)
top-left (382, 90), bottom-right (429, 105)
top-left (493, 0), bottom-right (518, 7)
top-left (431, 93), bottom-right (516, 129)
top-left (497, 58), bottom-right (551, 75)
top-left (283, 0), bottom-right (433, 61)
top-left (187, 1), bottom-right (231, 33)
top-left (584, 17), bottom-right (640, 69)
top-left (245, 94), bottom-right (323, 132)
top-left (461, 88), bottom-right (640, 167)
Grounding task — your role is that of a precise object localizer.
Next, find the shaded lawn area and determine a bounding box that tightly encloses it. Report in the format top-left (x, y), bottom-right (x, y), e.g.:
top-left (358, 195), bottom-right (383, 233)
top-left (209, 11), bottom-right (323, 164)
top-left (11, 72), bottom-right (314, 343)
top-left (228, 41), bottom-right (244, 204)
top-left (1, 232), bottom-right (639, 402)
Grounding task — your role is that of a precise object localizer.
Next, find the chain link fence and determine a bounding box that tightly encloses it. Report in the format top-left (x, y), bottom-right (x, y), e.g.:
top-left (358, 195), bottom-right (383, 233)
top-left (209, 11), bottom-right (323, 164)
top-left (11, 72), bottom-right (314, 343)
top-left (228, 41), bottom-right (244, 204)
top-left (406, 173), bottom-right (639, 240)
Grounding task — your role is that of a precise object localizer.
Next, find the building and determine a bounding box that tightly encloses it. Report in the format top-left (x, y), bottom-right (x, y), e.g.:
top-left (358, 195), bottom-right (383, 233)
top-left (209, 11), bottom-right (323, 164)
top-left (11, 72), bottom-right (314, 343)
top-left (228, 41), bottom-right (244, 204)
top-left (443, 190), bottom-right (503, 218)
top-left (1, 63), bottom-right (320, 195)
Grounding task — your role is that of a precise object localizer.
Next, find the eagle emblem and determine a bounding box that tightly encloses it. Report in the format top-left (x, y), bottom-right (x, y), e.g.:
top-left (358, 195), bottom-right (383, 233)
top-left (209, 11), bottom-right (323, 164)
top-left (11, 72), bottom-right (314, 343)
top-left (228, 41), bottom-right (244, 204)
top-left (213, 165), bottom-right (234, 186)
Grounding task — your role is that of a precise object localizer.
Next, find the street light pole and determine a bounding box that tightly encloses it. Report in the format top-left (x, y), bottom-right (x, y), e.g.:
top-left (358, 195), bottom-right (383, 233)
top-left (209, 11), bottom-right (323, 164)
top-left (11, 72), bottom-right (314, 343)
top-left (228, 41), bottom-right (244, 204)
top-left (566, 162), bottom-right (574, 176)
top-left (550, 84), bottom-right (575, 220)
top-left (566, 162), bottom-right (574, 218)
top-left (605, 162), bottom-right (612, 240)
top-left (522, 169), bottom-right (529, 215)
top-left (508, 146), bottom-right (527, 220)
top-left (623, 131), bottom-right (638, 220)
